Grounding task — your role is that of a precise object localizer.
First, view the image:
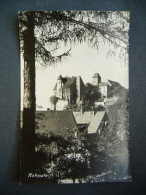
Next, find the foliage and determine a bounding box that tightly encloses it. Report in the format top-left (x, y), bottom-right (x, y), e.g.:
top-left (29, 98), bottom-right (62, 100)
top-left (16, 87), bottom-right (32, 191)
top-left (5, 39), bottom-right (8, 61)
top-left (35, 132), bottom-right (90, 183)
top-left (19, 11), bottom-right (130, 67)
top-left (96, 105), bottom-right (105, 111)
top-left (49, 95), bottom-right (58, 105)
top-left (83, 83), bottom-right (101, 109)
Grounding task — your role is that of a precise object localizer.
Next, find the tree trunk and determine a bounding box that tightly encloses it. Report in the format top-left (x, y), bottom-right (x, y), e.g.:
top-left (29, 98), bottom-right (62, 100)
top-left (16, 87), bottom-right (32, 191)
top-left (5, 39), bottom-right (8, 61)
top-left (21, 12), bottom-right (36, 183)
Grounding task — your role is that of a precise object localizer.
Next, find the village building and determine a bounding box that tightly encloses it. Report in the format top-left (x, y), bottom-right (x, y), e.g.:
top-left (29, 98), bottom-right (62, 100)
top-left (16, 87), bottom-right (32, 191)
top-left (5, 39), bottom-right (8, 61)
top-left (73, 98), bottom-right (93, 132)
top-left (73, 110), bottom-right (107, 135)
top-left (72, 99), bottom-right (108, 135)
top-left (88, 111), bottom-right (107, 134)
top-left (35, 111), bottom-right (79, 138)
top-left (73, 111), bottom-right (94, 132)
top-left (35, 108), bottom-right (107, 139)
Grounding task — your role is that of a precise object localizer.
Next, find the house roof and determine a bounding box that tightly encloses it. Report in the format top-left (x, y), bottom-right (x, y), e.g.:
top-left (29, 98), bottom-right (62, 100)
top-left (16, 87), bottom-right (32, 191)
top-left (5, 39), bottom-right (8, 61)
top-left (53, 76), bottom-right (76, 90)
top-left (88, 111), bottom-right (105, 134)
top-left (73, 111), bottom-right (94, 124)
top-left (92, 73), bottom-right (100, 78)
top-left (36, 111), bottom-right (78, 137)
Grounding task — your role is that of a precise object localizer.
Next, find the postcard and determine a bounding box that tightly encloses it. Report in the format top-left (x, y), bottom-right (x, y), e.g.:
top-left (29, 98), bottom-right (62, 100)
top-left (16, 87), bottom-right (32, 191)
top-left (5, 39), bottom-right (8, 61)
top-left (19, 11), bottom-right (131, 183)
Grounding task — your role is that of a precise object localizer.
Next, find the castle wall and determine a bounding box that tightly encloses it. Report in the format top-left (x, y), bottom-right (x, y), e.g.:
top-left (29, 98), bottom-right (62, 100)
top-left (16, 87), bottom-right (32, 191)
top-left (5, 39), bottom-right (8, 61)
top-left (100, 86), bottom-right (107, 97)
top-left (76, 76), bottom-right (81, 104)
top-left (56, 99), bottom-right (68, 110)
top-left (76, 76), bottom-right (85, 104)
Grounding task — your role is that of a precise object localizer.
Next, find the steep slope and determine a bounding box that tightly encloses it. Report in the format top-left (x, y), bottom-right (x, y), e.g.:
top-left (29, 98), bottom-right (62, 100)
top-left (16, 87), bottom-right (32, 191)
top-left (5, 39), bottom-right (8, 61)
top-left (84, 81), bottom-right (130, 182)
top-left (104, 82), bottom-right (130, 181)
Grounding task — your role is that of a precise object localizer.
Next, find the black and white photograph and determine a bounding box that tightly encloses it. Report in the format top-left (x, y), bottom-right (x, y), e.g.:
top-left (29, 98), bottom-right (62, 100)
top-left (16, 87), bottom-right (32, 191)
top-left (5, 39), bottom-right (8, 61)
top-left (19, 11), bottom-right (130, 183)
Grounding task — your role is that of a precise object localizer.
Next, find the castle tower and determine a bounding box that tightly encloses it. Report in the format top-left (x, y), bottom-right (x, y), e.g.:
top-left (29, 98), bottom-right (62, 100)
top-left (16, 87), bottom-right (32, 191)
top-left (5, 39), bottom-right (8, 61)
top-left (92, 73), bottom-right (101, 86)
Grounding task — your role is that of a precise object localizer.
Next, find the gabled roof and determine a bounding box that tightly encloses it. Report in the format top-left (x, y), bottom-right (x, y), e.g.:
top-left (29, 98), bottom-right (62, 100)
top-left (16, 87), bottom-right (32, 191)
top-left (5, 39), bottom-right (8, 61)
top-left (53, 76), bottom-right (76, 90)
top-left (63, 77), bottom-right (76, 88)
top-left (36, 111), bottom-right (78, 137)
top-left (73, 111), bottom-right (94, 124)
top-left (88, 111), bottom-right (105, 134)
top-left (92, 73), bottom-right (100, 78)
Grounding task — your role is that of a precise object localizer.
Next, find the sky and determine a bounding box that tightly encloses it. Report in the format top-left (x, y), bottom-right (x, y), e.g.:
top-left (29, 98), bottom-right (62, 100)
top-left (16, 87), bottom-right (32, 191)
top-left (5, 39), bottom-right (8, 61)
top-left (35, 41), bottom-right (129, 110)
top-left (20, 11), bottom-right (129, 111)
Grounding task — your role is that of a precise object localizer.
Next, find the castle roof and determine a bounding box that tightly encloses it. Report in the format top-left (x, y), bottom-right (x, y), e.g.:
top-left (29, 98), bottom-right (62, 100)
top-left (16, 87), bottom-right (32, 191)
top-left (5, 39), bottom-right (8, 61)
top-left (63, 77), bottom-right (76, 88)
top-left (88, 111), bottom-right (105, 134)
top-left (53, 76), bottom-right (76, 90)
top-left (36, 111), bottom-right (78, 137)
top-left (92, 73), bottom-right (100, 78)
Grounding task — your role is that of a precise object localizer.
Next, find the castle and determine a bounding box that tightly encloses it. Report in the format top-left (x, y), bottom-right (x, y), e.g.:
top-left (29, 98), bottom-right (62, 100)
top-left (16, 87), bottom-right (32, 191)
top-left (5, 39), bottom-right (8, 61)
top-left (52, 73), bottom-right (110, 110)
top-left (53, 75), bottom-right (85, 104)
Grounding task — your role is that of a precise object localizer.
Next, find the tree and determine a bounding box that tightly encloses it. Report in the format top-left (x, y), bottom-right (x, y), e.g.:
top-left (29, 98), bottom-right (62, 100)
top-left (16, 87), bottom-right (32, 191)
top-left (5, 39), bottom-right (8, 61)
top-left (19, 11), bottom-right (129, 181)
top-left (49, 95), bottom-right (58, 110)
top-left (83, 83), bottom-right (101, 110)
top-left (35, 131), bottom-right (90, 183)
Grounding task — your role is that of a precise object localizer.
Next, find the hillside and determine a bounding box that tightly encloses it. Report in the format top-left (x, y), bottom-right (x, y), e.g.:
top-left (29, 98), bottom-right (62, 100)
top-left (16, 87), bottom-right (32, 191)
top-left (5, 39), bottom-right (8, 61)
top-left (104, 82), bottom-right (130, 181)
top-left (107, 79), bottom-right (128, 98)
top-left (83, 81), bottom-right (130, 182)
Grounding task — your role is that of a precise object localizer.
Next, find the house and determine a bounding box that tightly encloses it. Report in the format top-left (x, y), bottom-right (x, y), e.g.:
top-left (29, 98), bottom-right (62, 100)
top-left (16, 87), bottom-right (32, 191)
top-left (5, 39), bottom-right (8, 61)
top-left (73, 111), bottom-right (94, 125)
top-left (73, 111), bottom-right (94, 132)
top-left (88, 111), bottom-right (107, 134)
top-left (73, 98), bottom-right (108, 134)
top-left (53, 75), bottom-right (85, 105)
top-left (73, 110), bottom-right (108, 135)
top-left (35, 111), bottom-right (79, 138)
top-left (35, 108), bottom-right (107, 140)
